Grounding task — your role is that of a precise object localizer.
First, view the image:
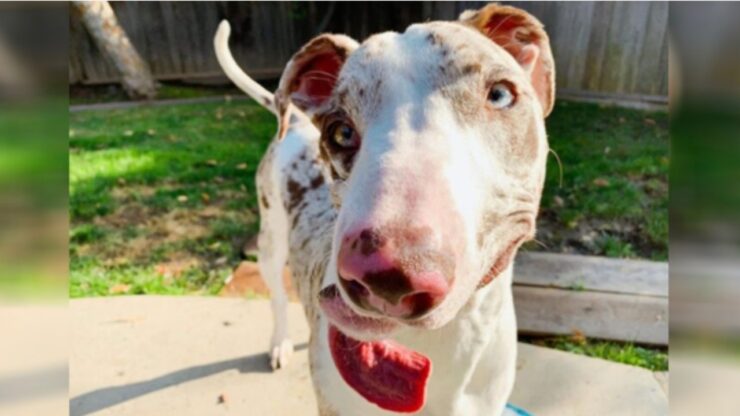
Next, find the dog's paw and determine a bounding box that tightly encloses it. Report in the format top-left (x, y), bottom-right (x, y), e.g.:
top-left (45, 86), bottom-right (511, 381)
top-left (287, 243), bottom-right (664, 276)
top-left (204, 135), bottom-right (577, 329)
top-left (270, 338), bottom-right (294, 370)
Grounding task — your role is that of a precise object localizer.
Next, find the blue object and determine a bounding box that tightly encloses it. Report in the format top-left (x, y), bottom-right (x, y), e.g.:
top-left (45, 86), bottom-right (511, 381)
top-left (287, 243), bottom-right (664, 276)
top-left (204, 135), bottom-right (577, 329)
top-left (504, 403), bottom-right (533, 416)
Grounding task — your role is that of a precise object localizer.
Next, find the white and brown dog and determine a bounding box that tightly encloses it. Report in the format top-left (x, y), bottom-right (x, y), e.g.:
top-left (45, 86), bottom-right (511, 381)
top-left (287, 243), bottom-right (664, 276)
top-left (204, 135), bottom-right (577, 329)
top-left (215, 4), bottom-right (554, 415)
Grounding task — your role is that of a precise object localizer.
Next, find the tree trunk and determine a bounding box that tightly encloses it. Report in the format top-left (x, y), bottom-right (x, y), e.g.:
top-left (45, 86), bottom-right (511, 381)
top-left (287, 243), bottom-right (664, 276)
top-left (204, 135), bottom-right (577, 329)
top-left (73, 1), bottom-right (158, 99)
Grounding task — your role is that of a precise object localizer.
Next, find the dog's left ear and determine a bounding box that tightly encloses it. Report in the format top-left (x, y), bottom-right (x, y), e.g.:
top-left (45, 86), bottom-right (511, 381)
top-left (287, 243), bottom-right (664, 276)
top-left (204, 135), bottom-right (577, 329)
top-left (460, 4), bottom-right (555, 117)
top-left (275, 34), bottom-right (359, 138)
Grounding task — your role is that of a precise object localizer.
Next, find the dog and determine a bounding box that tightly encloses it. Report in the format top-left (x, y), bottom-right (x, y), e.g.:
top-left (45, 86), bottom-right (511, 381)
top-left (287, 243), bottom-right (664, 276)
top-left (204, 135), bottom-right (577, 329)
top-left (215, 4), bottom-right (554, 415)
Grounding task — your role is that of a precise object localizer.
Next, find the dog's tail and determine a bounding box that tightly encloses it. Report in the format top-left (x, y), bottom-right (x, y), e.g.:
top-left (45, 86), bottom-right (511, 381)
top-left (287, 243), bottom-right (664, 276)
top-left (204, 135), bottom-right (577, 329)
top-left (214, 21), bottom-right (278, 116)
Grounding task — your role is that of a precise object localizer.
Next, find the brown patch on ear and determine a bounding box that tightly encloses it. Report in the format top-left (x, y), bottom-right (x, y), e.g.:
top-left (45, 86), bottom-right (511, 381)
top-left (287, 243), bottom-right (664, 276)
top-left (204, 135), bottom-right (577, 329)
top-left (460, 4), bottom-right (555, 117)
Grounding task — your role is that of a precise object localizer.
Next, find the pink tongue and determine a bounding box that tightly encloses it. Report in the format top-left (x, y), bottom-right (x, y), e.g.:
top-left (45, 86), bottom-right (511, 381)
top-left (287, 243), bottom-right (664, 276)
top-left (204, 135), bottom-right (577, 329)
top-left (328, 325), bottom-right (431, 413)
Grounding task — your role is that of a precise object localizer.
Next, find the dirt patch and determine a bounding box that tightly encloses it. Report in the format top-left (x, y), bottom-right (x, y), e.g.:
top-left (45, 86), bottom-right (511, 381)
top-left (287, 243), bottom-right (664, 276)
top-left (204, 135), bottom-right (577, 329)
top-left (528, 211), bottom-right (665, 259)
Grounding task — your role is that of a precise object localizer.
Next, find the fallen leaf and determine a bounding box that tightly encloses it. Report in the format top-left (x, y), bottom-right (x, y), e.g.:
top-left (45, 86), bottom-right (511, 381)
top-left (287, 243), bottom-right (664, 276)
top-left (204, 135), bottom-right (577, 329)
top-left (644, 118), bottom-right (656, 125)
top-left (117, 177), bottom-right (127, 186)
top-left (570, 329), bottom-right (587, 345)
top-left (236, 163), bottom-right (248, 170)
top-left (206, 159), bottom-right (218, 167)
top-left (147, 129), bottom-right (156, 136)
top-left (553, 195), bottom-right (565, 208)
top-left (592, 178), bottom-right (610, 187)
top-left (109, 284), bottom-right (131, 295)
top-left (215, 256), bottom-right (228, 266)
top-left (123, 130), bottom-right (134, 137)
top-left (177, 195), bottom-right (188, 203)
top-left (201, 193), bottom-right (211, 203)
top-left (156, 262), bottom-right (191, 279)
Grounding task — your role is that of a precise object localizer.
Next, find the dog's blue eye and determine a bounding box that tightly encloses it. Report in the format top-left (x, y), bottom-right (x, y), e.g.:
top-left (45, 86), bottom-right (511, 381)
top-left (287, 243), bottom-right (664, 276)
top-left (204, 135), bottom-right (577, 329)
top-left (488, 82), bottom-right (514, 108)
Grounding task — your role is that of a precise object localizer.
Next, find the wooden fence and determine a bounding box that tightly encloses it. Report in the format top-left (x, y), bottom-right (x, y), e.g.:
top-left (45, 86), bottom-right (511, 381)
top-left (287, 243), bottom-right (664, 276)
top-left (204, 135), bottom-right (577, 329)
top-left (69, 2), bottom-right (668, 102)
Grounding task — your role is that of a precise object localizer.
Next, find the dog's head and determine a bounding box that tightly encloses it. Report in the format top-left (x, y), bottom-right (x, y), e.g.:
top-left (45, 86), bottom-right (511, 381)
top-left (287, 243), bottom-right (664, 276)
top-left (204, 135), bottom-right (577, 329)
top-left (277, 4), bottom-right (554, 337)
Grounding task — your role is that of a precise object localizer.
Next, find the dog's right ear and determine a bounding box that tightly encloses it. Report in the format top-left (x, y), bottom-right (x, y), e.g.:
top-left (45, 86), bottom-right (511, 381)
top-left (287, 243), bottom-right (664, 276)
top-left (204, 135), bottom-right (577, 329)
top-left (275, 34), bottom-right (359, 139)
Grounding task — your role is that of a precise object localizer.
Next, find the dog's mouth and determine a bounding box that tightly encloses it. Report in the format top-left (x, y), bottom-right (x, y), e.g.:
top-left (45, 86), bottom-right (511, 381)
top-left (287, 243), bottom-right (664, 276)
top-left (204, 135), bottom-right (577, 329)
top-left (319, 285), bottom-right (431, 413)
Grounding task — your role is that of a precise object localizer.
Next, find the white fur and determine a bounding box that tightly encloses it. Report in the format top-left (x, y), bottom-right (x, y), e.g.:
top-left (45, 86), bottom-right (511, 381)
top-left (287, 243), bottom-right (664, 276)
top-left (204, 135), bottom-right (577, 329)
top-left (215, 9), bottom-right (551, 414)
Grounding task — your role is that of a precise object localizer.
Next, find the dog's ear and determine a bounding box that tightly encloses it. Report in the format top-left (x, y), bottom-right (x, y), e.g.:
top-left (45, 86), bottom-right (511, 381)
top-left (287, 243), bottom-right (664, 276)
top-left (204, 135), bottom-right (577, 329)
top-left (459, 4), bottom-right (555, 117)
top-left (275, 34), bottom-right (359, 138)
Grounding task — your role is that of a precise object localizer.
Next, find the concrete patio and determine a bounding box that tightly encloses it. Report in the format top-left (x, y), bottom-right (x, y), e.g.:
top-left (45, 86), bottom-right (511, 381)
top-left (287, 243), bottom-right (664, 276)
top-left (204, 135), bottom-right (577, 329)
top-left (70, 296), bottom-right (668, 415)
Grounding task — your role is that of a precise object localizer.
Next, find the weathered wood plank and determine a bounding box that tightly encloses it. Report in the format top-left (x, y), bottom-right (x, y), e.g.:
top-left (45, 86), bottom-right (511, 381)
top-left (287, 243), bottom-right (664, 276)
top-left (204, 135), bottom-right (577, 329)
top-left (69, 2), bottom-right (669, 101)
top-left (514, 286), bottom-right (668, 345)
top-left (513, 251), bottom-right (668, 297)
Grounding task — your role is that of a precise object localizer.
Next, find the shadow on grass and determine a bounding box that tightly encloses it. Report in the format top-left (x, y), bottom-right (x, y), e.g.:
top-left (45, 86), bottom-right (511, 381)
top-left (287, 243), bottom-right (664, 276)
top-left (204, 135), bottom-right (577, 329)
top-left (69, 342), bottom-right (308, 416)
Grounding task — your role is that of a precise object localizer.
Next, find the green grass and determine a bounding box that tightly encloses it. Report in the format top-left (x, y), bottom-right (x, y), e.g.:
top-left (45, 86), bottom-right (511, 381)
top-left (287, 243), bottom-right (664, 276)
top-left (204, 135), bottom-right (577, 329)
top-left (530, 335), bottom-right (668, 371)
top-left (69, 99), bottom-right (668, 298)
top-left (69, 97), bottom-right (669, 369)
top-left (69, 99), bottom-right (275, 297)
top-left (526, 101), bottom-right (669, 260)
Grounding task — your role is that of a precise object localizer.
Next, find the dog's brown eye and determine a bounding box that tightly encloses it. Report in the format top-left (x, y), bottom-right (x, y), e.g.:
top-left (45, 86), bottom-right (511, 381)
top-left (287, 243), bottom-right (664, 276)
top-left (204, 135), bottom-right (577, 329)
top-left (328, 121), bottom-right (360, 149)
top-left (488, 82), bottom-right (515, 108)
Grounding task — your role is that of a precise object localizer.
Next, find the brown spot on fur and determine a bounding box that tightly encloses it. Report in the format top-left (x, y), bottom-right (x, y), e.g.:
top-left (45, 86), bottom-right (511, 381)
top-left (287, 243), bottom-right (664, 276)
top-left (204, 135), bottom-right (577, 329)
top-left (310, 174), bottom-right (325, 189)
top-left (462, 63), bottom-right (482, 75)
top-left (426, 32), bottom-right (442, 45)
top-left (286, 178), bottom-right (307, 213)
top-left (318, 140), bottom-right (341, 180)
top-left (337, 88), bottom-right (348, 106)
top-left (292, 212), bottom-right (301, 229)
top-left (260, 194), bottom-right (270, 209)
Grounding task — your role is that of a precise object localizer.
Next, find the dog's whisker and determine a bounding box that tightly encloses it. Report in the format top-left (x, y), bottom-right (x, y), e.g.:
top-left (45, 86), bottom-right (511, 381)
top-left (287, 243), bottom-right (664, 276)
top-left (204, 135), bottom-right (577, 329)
top-left (532, 238), bottom-right (549, 250)
top-left (549, 147), bottom-right (564, 188)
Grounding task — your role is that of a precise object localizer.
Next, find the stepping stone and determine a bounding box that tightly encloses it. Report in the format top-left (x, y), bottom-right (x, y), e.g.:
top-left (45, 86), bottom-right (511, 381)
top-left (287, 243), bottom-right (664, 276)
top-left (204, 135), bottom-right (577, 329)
top-left (69, 296), bottom-right (667, 415)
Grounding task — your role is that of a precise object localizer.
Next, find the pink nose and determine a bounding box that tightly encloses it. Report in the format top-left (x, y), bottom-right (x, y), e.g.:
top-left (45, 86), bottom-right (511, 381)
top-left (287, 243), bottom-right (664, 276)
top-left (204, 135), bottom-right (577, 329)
top-left (337, 228), bottom-right (451, 319)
